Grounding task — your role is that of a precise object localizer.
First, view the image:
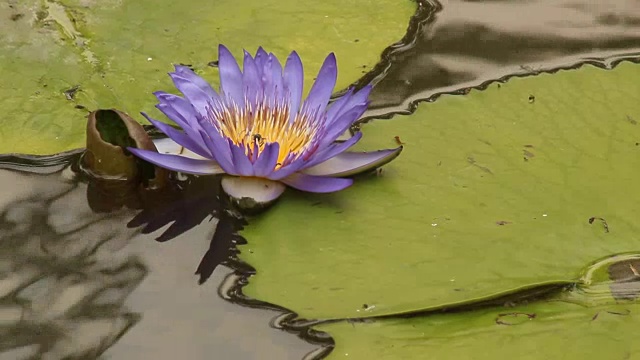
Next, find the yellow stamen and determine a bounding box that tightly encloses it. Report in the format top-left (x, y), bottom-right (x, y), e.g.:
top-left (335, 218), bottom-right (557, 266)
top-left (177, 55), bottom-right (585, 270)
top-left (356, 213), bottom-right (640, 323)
top-left (208, 97), bottom-right (319, 168)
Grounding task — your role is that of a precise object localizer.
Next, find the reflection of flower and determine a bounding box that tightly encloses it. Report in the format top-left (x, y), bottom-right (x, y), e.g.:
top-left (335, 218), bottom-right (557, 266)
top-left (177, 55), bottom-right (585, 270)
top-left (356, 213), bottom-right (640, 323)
top-left (129, 45), bottom-right (402, 204)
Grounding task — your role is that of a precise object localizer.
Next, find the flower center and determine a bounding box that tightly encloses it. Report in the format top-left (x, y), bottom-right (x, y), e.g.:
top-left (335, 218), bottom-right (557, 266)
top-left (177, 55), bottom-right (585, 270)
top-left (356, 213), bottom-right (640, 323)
top-left (207, 95), bottom-right (322, 167)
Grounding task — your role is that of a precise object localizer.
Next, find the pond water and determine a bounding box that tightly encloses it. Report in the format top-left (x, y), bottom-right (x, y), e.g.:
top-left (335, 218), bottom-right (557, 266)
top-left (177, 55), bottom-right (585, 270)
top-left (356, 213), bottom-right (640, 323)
top-left (0, 154), bottom-right (315, 359)
top-left (2, 0), bottom-right (640, 359)
top-left (367, 0), bottom-right (640, 117)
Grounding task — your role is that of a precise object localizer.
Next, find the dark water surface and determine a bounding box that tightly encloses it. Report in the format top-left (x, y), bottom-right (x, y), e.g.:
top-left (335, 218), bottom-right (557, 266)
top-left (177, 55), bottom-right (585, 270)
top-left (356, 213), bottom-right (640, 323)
top-left (366, 0), bottom-right (640, 117)
top-left (0, 156), bottom-right (315, 359)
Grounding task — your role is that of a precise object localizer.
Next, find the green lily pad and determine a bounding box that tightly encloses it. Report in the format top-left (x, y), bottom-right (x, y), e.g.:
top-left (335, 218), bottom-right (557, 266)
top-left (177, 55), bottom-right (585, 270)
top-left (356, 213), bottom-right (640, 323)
top-left (0, 0), bottom-right (415, 154)
top-left (239, 62), bottom-right (640, 320)
top-left (0, 0), bottom-right (92, 154)
top-left (315, 299), bottom-right (640, 359)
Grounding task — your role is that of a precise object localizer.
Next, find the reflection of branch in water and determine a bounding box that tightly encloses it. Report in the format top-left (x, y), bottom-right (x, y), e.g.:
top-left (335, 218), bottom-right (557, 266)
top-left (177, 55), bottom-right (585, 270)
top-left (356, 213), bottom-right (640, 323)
top-left (126, 174), bottom-right (249, 284)
top-left (0, 151), bottom-right (252, 359)
top-left (0, 156), bottom-right (148, 359)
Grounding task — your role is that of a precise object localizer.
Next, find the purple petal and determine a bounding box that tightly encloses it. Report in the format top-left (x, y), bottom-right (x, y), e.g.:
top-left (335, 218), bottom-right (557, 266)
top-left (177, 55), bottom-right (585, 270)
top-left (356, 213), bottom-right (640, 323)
top-left (304, 53), bottom-right (337, 115)
top-left (267, 131), bottom-right (362, 181)
top-left (262, 53), bottom-right (284, 105)
top-left (281, 173), bottom-right (353, 193)
top-left (320, 104), bottom-right (368, 147)
top-left (221, 175), bottom-right (286, 204)
top-left (152, 94), bottom-right (215, 156)
top-left (266, 153), bottom-right (307, 180)
top-left (302, 146), bottom-right (403, 177)
top-left (196, 126), bottom-right (235, 173)
top-left (218, 44), bottom-right (244, 104)
top-left (127, 148), bottom-right (225, 175)
top-left (168, 73), bottom-right (215, 117)
top-left (242, 50), bottom-right (261, 103)
top-left (142, 113), bottom-right (211, 158)
top-left (154, 92), bottom-right (199, 129)
top-left (324, 88), bottom-right (354, 124)
top-left (194, 117), bottom-right (234, 171)
top-left (229, 143), bottom-right (254, 176)
top-left (172, 65), bottom-right (219, 100)
top-left (254, 47), bottom-right (269, 73)
top-left (303, 131), bottom-right (363, 169)
top-left (326, 85), bottom-right (371, 126)
top-left (253, 143), bottom-right (280, 177)
top-left (156, 103), bottom-right (211, 154)
top-left (284, 51), bottom-right (304, 122)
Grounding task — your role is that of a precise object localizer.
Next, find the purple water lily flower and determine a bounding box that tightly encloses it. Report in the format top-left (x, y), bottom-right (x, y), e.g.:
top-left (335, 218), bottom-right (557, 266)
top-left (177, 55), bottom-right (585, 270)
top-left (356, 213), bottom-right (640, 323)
top-left (128, 45), bottom-right (402, 207)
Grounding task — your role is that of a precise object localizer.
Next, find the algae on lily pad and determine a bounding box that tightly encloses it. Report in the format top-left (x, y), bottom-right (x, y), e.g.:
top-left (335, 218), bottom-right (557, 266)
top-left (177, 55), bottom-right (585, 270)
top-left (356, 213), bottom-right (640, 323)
top-left (0, 0), bottom-right (415, 154)
top-left (316, 300), bottom-right (640, 360)
top-left (0, 0), bottom-right (94, 154)
top-left (239, 62), bottom-right (640, 320)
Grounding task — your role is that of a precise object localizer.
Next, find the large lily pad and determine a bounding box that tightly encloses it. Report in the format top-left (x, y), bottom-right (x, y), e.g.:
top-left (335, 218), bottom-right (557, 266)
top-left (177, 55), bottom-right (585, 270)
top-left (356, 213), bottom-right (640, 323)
top-left (316, 253), bottom-right (640, 359)
top-left (315, 300), bottom-right (640, 359)
top-left (239, 62), bottom-right (640, 320)
top-left (0, 0), bottom-right (414, 154)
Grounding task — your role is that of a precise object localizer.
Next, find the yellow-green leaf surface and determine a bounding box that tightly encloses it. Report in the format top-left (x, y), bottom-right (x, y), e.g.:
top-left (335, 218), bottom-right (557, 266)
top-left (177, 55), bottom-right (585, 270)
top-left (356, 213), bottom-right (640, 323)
top-left (0, 0), bottom-right (414, 154)
top-left (239, 62), bottom-right (640, 320)
top-left (315, 254), bottom-right (640, 359)
top-left (316, 300), bottom-right (640, 359)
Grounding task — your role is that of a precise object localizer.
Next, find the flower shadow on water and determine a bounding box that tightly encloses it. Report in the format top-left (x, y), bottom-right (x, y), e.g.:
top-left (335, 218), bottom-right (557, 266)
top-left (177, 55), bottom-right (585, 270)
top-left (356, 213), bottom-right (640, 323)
top-left (122, 173), bottom-right (249, 284)
top-left (0, 151), bottom-right (250, 358)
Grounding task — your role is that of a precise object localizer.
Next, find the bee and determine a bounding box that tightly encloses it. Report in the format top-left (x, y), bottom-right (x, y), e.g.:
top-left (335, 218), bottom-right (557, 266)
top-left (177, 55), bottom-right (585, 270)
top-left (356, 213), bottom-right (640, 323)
top-left (252, 133), bottom-right (265, 146)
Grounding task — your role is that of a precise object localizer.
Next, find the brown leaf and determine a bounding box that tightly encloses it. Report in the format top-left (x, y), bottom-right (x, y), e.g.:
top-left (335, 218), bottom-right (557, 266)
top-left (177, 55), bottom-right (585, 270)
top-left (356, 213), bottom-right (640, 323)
top-left (83, 109), bottom-right (167, 188)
